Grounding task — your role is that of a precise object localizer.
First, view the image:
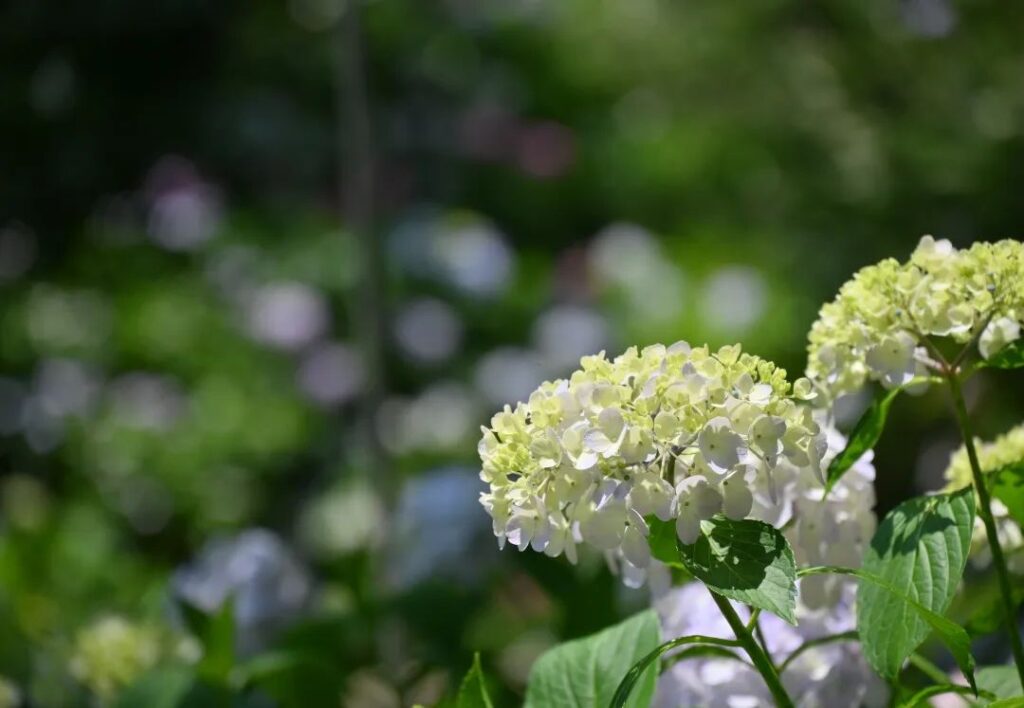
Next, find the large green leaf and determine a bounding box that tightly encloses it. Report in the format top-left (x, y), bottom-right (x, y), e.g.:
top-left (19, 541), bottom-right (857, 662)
top-left (524, 610), bottom-right (660, 708)
top-left (857, 487), bottom-right (975, 679)
top-left (982, 340), bottom-right (1024, 370)
top-left (677, 516), bottom-right (797, 624)
top-left (991, 461), bottom-right (1024, 528)
top-left (457, 653), bottom-right (494, 708)
top-left (801, 565), bottom-right (978, 692)
top-left (826, 385), bottom-right (904, 491)
top-left (609, 631), bottom-right (743, 708)
top-left (977, 665), bottom-right (1024, 702)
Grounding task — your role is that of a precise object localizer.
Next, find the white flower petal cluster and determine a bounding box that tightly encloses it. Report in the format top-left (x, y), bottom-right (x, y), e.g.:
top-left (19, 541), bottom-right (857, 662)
top-left (807, 236), bottom-right (1024, 401)
top-left (750, 417), bottom-right (878, 610)
top-left (944, 423), bottom-right (1024, 574)
top-left (652, 582), bottom-right (888, 708)
top-left (479, 343), bottom-right (823, 574)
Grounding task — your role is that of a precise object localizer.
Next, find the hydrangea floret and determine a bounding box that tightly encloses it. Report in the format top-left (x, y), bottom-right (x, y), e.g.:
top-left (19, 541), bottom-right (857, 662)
top-left (69, 616), bottom-right (161, 701)
top-left (944, 423), bottom-right (1024, 573)
top-left (478, 342), bottom-right (823, 572)
top-left (807, 236), bottom-right (1024, 401)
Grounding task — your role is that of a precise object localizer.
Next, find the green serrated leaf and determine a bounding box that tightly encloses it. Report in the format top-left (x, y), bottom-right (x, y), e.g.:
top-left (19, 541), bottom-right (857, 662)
top-left (826, 386), bottom-right (904, 490)
top-left (991, 462), bottom-right (1024, 528)
top-left (982, 340), bottom-right (1024, 370)
top-left (801, 565), bottom-right (978, 693)
top-left (457, 653), bottom-right (494, 708)
top-left (977, 665), bottom-right (1024, 701)
top-left (676, 516), bottom-right (797, 624)
top-left (857, 487), bottom-right (975, 680)
top-left (524, 610), bottom-right (660, 708)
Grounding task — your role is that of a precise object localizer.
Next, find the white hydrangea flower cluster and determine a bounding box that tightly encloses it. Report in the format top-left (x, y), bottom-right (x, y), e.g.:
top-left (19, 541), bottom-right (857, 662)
top-left (944, 423), bottom-right (1024, 573)
top-left (807, 236), bottom-right (1024, 401)
top-left (478, 343), bottom-right (824, 574)
top-left (764, 418), bottom-right (878, 610)
top-left (652, 582), bottom-right (888, 708)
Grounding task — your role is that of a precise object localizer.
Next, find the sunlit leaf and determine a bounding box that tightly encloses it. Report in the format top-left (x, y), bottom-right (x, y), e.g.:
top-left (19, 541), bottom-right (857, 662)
top-left (677, 516), bottom-right (797, 624)
top-left (524, 610), bottom-right (660, 708)
top-left (857, 487), bottom-right (975, 681)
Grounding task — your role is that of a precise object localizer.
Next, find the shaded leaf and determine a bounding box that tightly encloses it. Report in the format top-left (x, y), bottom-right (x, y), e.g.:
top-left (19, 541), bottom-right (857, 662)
top-left (457, 653), bottom-right (494, 708)
top-left (982, 340), bottom-right (1024, 370)
top-left (677, 516), bottom-right (797, 624)
top-left (645, 517), bottom-right (685, 568)
top-left (115, 667), bottom-right (194, 708)
top-left (991, 461), bottom-right (1024, 528)
top-left (826, 386), bottom-right (903, 490)
top-left (856, 487), bottom-right (975, 679)
top-left (524, 610), bottom-right (660, 708)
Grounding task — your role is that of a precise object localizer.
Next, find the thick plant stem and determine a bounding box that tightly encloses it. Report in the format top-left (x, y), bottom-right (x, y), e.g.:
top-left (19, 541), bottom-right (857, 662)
top-left (946, 374), bottom-right (1024, 686)
top-left (708, 589), bottom-right (794, 708)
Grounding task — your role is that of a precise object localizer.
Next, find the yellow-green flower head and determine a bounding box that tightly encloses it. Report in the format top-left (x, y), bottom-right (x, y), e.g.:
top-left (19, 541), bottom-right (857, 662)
top-left (69, 616), bottom-right (161, 702)
top-left (807, 236), bottom-right (1024, 400)
top-left (0, 676), bottom-right (19, 708)
top-left (478, 342), bottom-right (824, 573)
top-left (944, 424), bottom-right (1024, 572)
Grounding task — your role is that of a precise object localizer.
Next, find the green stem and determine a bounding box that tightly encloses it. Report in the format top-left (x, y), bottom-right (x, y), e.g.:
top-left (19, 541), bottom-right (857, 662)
top-left (946, 373), bottom-right (1024, 687)
top-left (907, 652), bottom-right (950, 687)
top-left (708, 589), bottom-right (794, 708)
top-left (778, 630), bottom-right (858, 674)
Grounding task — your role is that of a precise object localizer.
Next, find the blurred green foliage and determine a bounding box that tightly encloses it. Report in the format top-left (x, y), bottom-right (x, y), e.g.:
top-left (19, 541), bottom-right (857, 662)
top-left (2, 0), bottom-right (1024, 705)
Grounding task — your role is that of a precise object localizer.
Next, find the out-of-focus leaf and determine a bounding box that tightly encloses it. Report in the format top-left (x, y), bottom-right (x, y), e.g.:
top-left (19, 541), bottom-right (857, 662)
top-left (179, 598), bottom-right (236, 683)
top-left (524, 610), bottom-right (660, 708)
top-left (115, 667), bottom-right (194, 708)
top-left (457, 653), bottom-right (494, 708)
top-left (677, 516), bottom-right (797, 624)
top-left (977, 665), bottom-right (1024, 701)
top-left (991, 462), bottom-right (1024, 527)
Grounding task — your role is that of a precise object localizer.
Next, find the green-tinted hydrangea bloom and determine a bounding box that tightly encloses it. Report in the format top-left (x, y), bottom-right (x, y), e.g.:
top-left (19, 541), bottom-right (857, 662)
top-left (69, 616), bottom-right (161, 702)
top-left (0, 677), bottom-right (19, 708)
top-left (944, 423), bottom-right (1024, 573)
top-left (478, 342), bottom-right (823, 575)
top-left (807, 236), bottom-right (1024, 401)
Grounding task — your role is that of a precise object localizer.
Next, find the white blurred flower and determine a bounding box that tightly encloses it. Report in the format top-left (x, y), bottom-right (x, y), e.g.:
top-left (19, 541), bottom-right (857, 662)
top-left (247, 282), bottom-right (329, 351)
top-left (533, 304), bottom-right (611, 373)
top-left (979, 316), bottom-right (1020, 360)
top-left (699, 266), bottom-right (767, 334)
top-left (394, 297), bottom-right (463, 364)
top-left (296, 342), bottom-right (363, 407)
top-left (653, 583), bottom-right (887, 708)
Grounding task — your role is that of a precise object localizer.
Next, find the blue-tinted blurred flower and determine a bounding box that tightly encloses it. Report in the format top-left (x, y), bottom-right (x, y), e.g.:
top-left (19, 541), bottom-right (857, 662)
top-left (172, 529), bottom-right (312, 654)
